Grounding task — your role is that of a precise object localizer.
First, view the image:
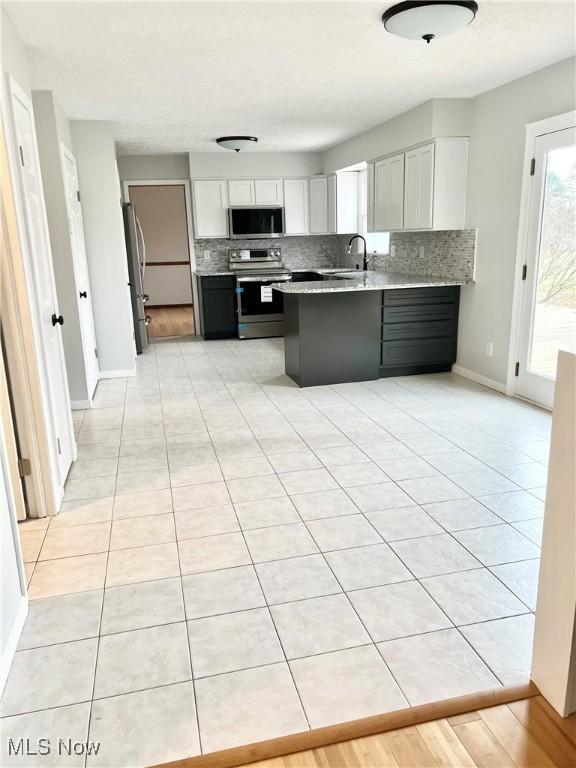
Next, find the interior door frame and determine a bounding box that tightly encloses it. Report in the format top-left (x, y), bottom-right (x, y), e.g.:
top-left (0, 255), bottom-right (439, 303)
top-left (60, 141), bottom-right (100, 400)
top-left (1, 93), bottom-right (57, 518)
top-left (507, 110), bottom-right (576, 408)
top-left (122, 178), bottom-right (199, 334)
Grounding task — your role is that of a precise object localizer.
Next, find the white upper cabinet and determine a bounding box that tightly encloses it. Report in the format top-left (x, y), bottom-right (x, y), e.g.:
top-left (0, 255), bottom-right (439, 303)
top-left (404, 143), bottom-right (434, 230)
top-left (228, 179), bottom-right (255, 206)
top-left (327, 174), bottom-right (337, 234)
top-left (255, 178), bottom-right (283, 205)
top-left (373, 153), bottom-right (405, 231)
top-left (370, 138), bottom-right (468, 232)
top-left (284, 178), bottom-right (309, 235)
top-left (192, 179), bottom-right (228, 238)
top-left (309, 177), bottom-right (328, 234)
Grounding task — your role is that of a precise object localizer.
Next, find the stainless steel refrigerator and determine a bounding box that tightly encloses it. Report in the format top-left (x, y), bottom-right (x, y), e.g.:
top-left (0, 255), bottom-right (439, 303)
top-left (122, 202), bottom-right (149, 353)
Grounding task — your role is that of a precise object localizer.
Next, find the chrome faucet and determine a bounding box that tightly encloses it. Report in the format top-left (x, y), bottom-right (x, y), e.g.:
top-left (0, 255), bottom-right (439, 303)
top-left (347, 234), bottom-right (371, 272)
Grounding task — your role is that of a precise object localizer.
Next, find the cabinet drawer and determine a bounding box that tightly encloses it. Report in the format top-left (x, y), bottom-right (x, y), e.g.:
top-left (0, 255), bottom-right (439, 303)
top-left (199, 275), bottom-right (235, 290)
top-left (382, 320), bottom-right (454, 341)
top-left (382, 338), bottom-right (455, 367)
top-left (384, 287), bottom-right (459, 306)
top-left (383, 303), bottom-right (456, 324)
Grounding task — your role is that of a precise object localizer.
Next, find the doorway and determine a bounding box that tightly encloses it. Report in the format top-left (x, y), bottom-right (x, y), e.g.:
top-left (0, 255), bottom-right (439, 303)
top-left (123, 181), bottom-right (196, 338)
top-left (515, 115), bottom-right (576, 409)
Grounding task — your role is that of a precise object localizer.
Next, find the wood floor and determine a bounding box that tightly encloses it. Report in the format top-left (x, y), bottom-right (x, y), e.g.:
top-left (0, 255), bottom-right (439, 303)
top-left (246, 696), bottom-right (576, 768)
top-left (147, 305), bottom-right (195, 337)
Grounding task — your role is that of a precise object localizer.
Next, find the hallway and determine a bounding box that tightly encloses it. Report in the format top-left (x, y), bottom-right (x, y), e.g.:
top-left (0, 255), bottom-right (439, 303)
top-left (5, 337), bottom-right (548, 766)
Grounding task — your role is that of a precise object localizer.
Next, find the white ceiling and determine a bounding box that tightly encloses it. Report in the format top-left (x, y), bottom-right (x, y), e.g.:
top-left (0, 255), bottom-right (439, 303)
top-left (6, 1), bottom-right (576, 154)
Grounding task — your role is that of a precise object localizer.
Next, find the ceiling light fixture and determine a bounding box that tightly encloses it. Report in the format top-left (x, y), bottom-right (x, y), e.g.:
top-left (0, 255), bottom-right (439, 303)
top-left (216, 136), bottom-right (258, 152)
top-left (382, 1), bottom-right (478, 44)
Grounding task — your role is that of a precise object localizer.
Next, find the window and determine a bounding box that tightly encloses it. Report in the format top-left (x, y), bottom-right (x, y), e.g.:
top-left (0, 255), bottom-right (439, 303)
top-left (358, 167), bottom-right (389, 255)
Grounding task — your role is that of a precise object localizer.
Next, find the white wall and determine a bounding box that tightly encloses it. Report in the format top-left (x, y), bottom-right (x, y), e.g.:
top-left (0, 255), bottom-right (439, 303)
top-left (189, 151), bottom-right (323, 178)
top-left (459, 56), bottom-right (576, 386)
top-left (0, 9), bottom-right (31, 95)
top-left (71, 121), bottom-right (135, 376)
top-left (117, 153), bottom-right (190, 181)
top-left (33, 90), bottom-right (89, 404)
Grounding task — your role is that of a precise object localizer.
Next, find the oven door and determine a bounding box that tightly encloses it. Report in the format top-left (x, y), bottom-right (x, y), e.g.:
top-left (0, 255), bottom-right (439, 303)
top-left (237, 276), bottom-right (288, 322)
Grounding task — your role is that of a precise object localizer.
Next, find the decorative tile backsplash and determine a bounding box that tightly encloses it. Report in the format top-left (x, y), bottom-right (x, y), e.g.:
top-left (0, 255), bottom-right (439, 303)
top-left (194, 235), bottom-right (350, 272)
top-left (338, 229), bottom-right (477, 281)
top-left (195, 229), bottom-right (476, 281)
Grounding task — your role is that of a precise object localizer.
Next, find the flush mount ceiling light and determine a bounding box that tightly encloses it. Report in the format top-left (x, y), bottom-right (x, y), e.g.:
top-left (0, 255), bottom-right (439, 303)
top-left (382, 1), bottom-right (478, 43)
top-left (216, 136), bottom-right (258, 152)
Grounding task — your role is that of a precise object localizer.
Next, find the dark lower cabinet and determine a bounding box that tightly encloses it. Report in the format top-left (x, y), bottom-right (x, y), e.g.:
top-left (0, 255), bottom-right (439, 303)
top-left (197, 275), bottom-right (237, 340)
top-left (380, 286), bottom-right (460, 377)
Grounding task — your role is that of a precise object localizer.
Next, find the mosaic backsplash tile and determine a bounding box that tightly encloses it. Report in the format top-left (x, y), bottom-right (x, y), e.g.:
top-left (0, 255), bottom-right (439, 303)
top-left (195, 229), bottom-right (476, 281)
top-left (194, 235), bottom-right (350, 272)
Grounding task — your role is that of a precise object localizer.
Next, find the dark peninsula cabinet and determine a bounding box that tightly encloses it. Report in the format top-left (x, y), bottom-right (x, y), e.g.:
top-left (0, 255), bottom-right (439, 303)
top-left (380, 286), bottom-right (460, 376)
top-left (197, 275), bottom-right (237, 339)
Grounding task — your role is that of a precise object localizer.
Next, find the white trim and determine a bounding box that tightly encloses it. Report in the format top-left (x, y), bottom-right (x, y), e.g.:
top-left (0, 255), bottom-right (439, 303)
top-left (98, 368), bottom-right (136, 379)
top-left (122, 179), bottom-right (199, 333)
top-left (507, 110), bottom-right (576, 398)
top-left (0, 598), bottom-right (27, 696)
top-left (451, 364), bottom-right (507, 394)
top-left (70, 399), bottom-right (91, 410)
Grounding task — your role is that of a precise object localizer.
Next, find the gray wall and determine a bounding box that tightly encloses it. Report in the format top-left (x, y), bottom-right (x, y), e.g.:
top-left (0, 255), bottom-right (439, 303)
top-left (189, 151), bottom-right (323, 178)
top-left (71, 121), bottom-right (135, 375)
top-left (117, 153), bottom-right (190, 181)
top-left (33, 91), bottom-right (89, 404)
top-left (460, 56), bottom-right (576, 386)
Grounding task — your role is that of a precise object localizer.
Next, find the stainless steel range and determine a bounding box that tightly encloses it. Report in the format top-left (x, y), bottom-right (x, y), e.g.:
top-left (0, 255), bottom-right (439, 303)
top-left (229, 248), bottom-right (290, 339)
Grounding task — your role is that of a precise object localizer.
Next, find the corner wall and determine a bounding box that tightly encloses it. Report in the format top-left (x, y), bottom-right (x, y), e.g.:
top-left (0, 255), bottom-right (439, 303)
top-left (459, 56), bottom-right (576, 387)
top-left (71, 121), bottom-right (135, 376)
top-left (117, 153), bottom-right (190, 182)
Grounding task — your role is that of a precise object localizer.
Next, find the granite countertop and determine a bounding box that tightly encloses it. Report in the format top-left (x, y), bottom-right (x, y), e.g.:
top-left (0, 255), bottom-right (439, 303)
top-left (195, 270), bottom-right (234, 276)
top-left (272, 271), bottom-right (472, 294)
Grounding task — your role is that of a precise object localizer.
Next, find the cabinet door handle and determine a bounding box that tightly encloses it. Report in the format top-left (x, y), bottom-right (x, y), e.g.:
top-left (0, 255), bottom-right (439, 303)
top-left (51, 314), bottom-right (64, 326)
top-left (79, 291), bottom-right (87, 298)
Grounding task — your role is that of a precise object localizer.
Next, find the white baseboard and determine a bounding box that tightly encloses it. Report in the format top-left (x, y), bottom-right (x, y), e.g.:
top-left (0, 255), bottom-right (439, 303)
top-left (71, 399), bottom-right (91, 410)
top-left (451, 364), bottom-right (508, 394)
top-left (98, 368), bottom-right (136, 379)
top-left (0, 597), bottom-right (28, 696)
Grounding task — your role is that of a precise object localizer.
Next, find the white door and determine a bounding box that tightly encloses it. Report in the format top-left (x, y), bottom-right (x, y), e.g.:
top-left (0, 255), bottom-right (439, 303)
top-left (309, 177), bottom-right (328, 234)
top-left (7, 78), bottom-right (75, 495)
top-left (192, 180), bottom-right (228, 238)
top-left (283, 179), bottom-right (309, 235)
top-left (228, 179), bottom-right (255, 206)
top-left (404, 144), bottom-right (434, 230)
top-left (517, 125), bottom-right (576, 408)
top-left (60, 144), bottom-right (99, 399)
top-left (255, 179), bottom-right (283, 205)
top-left (374, 154), bottom-right (405, 231)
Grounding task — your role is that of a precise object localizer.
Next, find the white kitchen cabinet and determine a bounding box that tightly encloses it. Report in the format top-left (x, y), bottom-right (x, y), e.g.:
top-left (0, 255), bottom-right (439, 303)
top-left (373, 153), bottom-right (405, 231)
top-left (192, 179), bottom-right (228, 238)
top-left (404, 143), bottom-right (434, 230)
top-left (336, 171), bottom-right (358, 234)
top-left (309, 177), bottom-right (328, 234)
top-left (283, 178), bottom-right (309, 235)
top-left (228, 179), bottom-right (255, 206)
top-left (327, 174), bottom-right (337, 234)
top-left (255, 178), bottom-right (283, 205)
top-left (369, 138), bottom-right (469, 232)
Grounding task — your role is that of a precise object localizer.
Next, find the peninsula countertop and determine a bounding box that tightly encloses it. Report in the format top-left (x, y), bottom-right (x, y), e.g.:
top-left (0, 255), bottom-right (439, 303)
top-left (272, 270), bottom-right (472, 294)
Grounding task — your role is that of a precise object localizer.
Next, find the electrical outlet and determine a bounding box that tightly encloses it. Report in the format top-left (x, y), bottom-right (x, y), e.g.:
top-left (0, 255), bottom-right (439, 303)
top-left (390, 245), bottom-right (396, 258)
top-left (486, 341), bottom-right (494, 357)
top-left (203, 249), bottom-right (210, 259)
top-left (419, 246), bottom-right (425, 258)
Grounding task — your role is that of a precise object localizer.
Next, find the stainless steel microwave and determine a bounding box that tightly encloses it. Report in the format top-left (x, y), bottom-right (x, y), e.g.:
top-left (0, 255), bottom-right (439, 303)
top-left (228, 206), bottom-right (284, 239)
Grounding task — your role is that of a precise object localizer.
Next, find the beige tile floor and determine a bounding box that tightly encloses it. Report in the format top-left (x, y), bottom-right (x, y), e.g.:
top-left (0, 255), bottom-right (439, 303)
top-left (2, 337), bottom-right (549, 767)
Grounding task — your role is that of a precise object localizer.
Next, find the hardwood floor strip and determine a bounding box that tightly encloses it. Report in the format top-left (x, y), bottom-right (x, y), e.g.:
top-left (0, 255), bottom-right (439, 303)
top-left (384, 726), bottom-right (440, 767)
top-left (151, 683), bottom-right (537, 768)
top-left (147, 306), bottom-right (195, 337)
top-left (452, 720), bottom-right (518, 768)
top-left (478, 704), bottom-right (556, 768)
top-left (507, 698), bottom-right (576, 766)
top-left (416, 719), bottom-right (477, 767)
top-left (447, 712), bottom-right (481, 726)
